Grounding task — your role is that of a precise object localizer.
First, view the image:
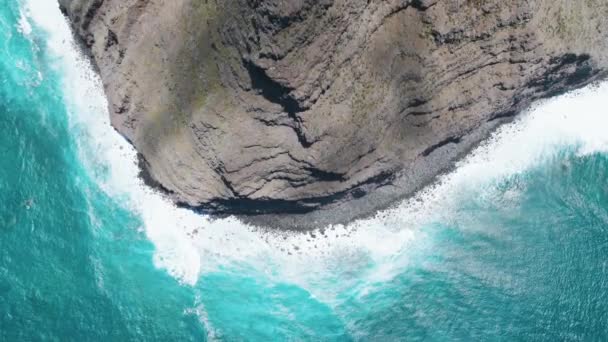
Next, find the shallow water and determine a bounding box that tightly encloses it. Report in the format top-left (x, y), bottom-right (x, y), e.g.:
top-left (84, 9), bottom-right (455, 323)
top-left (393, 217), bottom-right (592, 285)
top-left (2, 0), bottom-right (608, 340)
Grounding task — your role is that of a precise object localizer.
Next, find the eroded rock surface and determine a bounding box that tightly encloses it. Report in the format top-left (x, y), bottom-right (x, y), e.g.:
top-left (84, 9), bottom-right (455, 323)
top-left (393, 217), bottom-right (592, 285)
top-left (59, 0), bottom-right (608, 229)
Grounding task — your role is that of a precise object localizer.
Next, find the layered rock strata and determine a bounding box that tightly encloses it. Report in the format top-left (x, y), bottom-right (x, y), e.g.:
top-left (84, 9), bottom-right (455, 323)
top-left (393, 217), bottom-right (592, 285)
top-left (59, 0), bottom-right (608, 229)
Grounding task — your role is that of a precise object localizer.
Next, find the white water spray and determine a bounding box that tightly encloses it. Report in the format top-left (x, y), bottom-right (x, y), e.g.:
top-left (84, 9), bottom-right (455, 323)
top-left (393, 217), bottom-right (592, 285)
top-left (23, 0), bottom-right (608, 298)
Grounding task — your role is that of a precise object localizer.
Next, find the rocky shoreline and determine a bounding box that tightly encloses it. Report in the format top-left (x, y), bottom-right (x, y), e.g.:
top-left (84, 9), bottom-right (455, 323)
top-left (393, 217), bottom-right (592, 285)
top-left (59, 0), bottom-right (608, 230)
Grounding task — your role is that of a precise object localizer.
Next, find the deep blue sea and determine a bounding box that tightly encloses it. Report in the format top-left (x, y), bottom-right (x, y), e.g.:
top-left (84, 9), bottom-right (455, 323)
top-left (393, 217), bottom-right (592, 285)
top-left (3, 1), bottom-right (608, 340)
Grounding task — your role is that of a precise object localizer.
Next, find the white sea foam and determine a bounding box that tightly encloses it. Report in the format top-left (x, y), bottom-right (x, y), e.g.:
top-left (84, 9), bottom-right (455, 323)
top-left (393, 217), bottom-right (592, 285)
top-left (187, 295), bottom-right (222, 341)
top-left (25, 0), bottom-right (608, 302)
top-left (17, 8), bottom-right (32, 36)
top-left (24, 0), bottom-right (203, 285)
top-left (22, 0), bottom-right (421, 292)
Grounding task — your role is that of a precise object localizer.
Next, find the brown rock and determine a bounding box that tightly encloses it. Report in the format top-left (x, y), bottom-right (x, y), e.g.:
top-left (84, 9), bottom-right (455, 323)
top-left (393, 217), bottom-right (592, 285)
top-left (59, 0), bottom-right (608, 229)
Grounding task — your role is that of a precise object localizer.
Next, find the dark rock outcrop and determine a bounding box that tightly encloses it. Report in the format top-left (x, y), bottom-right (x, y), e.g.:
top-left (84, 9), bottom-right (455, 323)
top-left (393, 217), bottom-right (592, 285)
top-left (58, 0), bottom-right (608, 229)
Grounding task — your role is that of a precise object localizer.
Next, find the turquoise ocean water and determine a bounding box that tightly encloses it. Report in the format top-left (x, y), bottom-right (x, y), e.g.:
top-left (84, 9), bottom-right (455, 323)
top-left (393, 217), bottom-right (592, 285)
top-left (2, 1), bottom-right (608, 340)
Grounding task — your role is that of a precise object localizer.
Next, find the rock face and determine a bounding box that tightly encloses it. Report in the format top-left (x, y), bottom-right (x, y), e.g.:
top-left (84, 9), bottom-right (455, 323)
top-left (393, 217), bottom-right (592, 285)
top-left (59, 0), bottom-right (608, 229)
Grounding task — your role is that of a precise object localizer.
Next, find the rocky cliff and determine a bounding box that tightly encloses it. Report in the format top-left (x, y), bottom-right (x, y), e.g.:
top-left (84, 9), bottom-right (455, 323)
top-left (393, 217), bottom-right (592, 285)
top-left (58, 0), bottom-right (608, 229)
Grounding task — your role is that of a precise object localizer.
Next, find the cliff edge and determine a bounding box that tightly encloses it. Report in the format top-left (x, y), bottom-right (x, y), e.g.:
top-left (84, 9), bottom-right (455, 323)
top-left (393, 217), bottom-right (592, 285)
top-left (59, 0), bottom-right (608, 229)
